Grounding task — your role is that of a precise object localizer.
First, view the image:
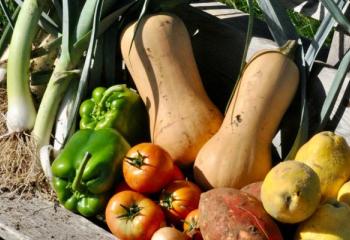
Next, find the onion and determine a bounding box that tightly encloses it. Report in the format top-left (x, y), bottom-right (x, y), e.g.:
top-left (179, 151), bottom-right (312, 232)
top-left (151, 227), bottom-right (188, 240)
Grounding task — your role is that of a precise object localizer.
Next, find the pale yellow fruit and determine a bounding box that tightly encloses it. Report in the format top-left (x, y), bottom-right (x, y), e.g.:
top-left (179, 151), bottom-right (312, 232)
top-left (337, 180), bottom-right (350, 206)
top-left (261, 160), bottom-right (321, 224)
top-left (295, 200), bottom-right (350, 240)
top-left (151, 227), bottom-right (188, 240)
top-left (295, 131), bottom-right (350, 199)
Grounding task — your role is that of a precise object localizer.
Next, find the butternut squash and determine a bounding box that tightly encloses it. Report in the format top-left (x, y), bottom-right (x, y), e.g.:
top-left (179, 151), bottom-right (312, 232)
top-left (120, 13), bottom-right (223, 165)
top-left (194, 41), bottom-right (300, 189)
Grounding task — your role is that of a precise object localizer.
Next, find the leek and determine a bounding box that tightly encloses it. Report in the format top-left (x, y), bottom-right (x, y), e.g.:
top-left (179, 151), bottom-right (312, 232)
top-left (6, 0), bottom-right (46, 133)
top-left (32, 0), bottom-right (98, 148)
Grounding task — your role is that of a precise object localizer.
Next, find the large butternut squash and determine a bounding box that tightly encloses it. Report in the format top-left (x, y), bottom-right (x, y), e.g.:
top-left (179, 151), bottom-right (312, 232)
top-left (120, 14), bottom-right (223, 165)
top-left (194, 41), bottom-right (299, 189)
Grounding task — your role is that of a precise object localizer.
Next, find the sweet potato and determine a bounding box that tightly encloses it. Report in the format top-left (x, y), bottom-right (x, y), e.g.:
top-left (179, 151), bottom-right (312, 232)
top-left (199, 188), bottom-right (282, 240)
top-left (241, 181), bottom-right (263, 202)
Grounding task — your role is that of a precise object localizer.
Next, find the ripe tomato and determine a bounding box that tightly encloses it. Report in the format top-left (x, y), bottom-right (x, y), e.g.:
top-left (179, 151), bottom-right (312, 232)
top-left (160, 180), bottom-right (201, 225)
top-left (114, 181), bottom-right (132, 193)
top-left (105, 190), bottom-right (165, 240)
top-left (172, 165), bottom-right (185, 181)
top-left (123, 143), bottom-right (174, 193)
top-left (183, 209), bottom-right (203, 240)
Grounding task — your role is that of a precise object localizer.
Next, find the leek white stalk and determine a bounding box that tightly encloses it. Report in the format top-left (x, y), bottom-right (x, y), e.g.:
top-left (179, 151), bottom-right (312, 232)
top-left (6, 0), bottom-right (45, 132)
top-left (53, 80), bottom-right (78, 152)
top-left (0, 68), bottom-right (5, 86)
top-left (39, 144), bottom-right (54, 187)
top-left (32, 0), bottom-right (98, 148)
top-left (32, 56), bottom-right (73, 147)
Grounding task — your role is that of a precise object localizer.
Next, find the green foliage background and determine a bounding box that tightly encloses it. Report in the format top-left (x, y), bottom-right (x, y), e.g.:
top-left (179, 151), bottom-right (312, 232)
top-left (222, 0), bottom-right (330, 44)
top-left (0, 1), bottom-right (331, 44)
top-left (0, 0), bottom-right (16, 32)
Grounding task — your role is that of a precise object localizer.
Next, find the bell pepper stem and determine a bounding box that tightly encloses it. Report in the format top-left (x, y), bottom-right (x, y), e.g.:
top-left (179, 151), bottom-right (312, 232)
top-left (99, 84), bottom-right (126, 106)
top-left (92, 84), bottom-right (126, 116)
top-left (72, 152), bottom-right (92, 192)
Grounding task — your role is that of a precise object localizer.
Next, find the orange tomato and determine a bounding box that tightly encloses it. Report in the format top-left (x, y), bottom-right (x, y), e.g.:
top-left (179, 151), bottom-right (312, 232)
top-left (183, 209), bottom-right (203, 240)
top-left (160, 180), bottom-right (201, 225)
top-left (123, 143), bottom-right (174, 193)
top-left (105, 190), bottom-right (165, 240)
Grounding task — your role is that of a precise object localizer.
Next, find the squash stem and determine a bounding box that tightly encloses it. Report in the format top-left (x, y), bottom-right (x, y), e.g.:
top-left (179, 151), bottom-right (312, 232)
top-left (279, 40), bottom-right (297, 59)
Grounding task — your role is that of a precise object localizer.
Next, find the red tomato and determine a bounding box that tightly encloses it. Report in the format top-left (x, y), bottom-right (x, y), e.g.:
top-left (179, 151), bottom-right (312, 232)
top-left (105, 190), bottom-right (165, 240)
top-left (114, 181), bottom-right (132, 193)
top-left (183, 209), bottom-right (203, 240)
top-left (160, 180), bottom-right (201, 225)
top-left (172, 165), bottom-right (185, 181)
top-left (123, 143), bottom-right (174, 193)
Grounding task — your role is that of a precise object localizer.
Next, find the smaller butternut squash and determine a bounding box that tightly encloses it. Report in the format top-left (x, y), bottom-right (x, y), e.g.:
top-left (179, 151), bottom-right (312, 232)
top-left (120, 13), bottom-right (223, 165)
top-left (194, 41), bottom-right (300, 189)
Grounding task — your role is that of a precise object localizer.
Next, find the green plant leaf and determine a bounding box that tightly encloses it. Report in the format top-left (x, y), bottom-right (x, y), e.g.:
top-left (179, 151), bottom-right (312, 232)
top-left (313, 0), bottom-right (350, 131)
top-left (318, 48), bottom-right (350, 131)
top-left (257, 0), bottom-right (298, 45)
top-left (88, 37), bottom-right (103, 92)
top-left (225, 0), bottom-right (254, 114)
top-left (13, 0), bottom-right (61, 36)
top-left (257, 0), bottom-right (308, 159)
top-left (285, 41), bottom-right (309, 160)
top-left (128, 0), bottom-right (151, 54)
top-left (138, 0), bottom-right (150, 26)
top-left (102, 22), bottom-right (118, 85)
top-left (62, 0), bottom-right (71, 60)
top-left (98, 0), bottom-right (137, 35)
top-left (0, 6), bottom-right (20, 57)
top-left (305, 0), bottom-right (346, 70)
top-left (0, 0), bottom-right (15, 29)
top-left (65, 0), bottom-right (104, 143)
top-left (75, 0), bottom-right (98, 41)
top-left (37, 12), bottom-right (61, 36)
top-left (51, 0), bottom-right (62, 23)
top-left (72, 1), bottom-right (136, 59)
top-left (320, 0), bottom-right (350, 34)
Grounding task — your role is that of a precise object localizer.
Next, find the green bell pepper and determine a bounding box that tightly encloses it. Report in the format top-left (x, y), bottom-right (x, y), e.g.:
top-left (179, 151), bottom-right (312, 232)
top-left (51, 128), bottom-right (130, 217)
top-left (79, 84), bottom-right (148, 144)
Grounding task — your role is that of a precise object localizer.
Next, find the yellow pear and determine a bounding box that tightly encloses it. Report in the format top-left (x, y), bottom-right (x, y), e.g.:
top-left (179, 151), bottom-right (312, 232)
top-left (261, 160), bottom-right (321, 224)
top-left (295, 200), bottom-right (350, 240)
top-left (337, 180), bottom-right (350, 206)
top-left (295, 131), bottom-right (350, 199)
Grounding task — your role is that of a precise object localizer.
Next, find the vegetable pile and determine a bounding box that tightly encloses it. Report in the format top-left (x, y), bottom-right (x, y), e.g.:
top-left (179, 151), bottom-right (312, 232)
top-left (2, 0), bottom-right (350, 239)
